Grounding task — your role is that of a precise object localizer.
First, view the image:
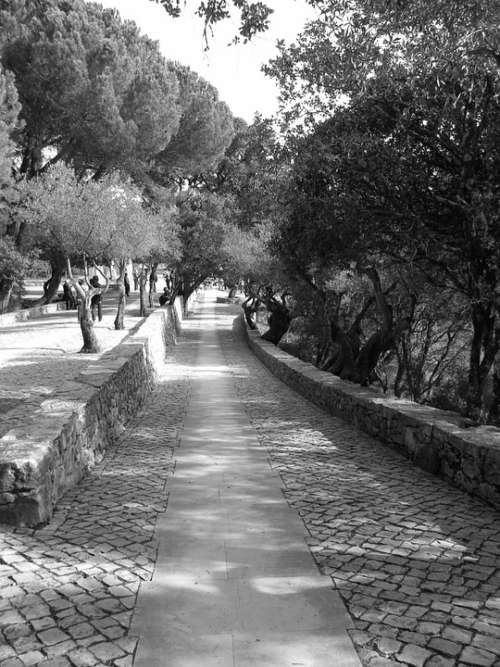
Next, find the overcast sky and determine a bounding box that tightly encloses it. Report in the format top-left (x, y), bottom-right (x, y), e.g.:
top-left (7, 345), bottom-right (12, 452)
top-left (91, 0), bottom-right (316, 123)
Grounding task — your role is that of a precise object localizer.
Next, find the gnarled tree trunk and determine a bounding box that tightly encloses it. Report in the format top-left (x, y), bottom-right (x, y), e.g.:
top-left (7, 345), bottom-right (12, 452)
top-left (78, 295), bottom-right (100, 353)
top-left (67, 258), bottom-right (108, 354)
top-left (466, 302), bottom-right (497, 423)
top-left (34, 256), bottom-right (65, 306)
top-left (260, 290), bottom-right (291, 345)
top-left (242, 295), bottom-right (260, 330)
top-left (316, 270), bottom-right (409, 387)
top-left (489, 347), bottom-right (500, 425)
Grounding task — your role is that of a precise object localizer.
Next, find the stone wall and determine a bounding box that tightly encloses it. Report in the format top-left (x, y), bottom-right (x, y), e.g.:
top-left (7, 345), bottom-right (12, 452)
top-left (0, 299), bottom-right (190, 527)
top-left (244, 322), bottom-right (500, 511)
top-left (0, 301), bottom-right (66, 326)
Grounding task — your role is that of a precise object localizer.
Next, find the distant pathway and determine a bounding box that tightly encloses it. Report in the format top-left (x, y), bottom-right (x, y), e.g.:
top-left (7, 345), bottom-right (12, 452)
top-left (0, 292), bottom-right (499, 666)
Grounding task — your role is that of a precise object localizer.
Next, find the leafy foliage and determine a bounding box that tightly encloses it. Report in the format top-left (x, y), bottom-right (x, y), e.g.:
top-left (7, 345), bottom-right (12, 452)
top-left (0, 0), bottom-right (182, 179)
top-left (0, 65), bottom-right (21, 224)
top-left (17, 163), bottom-right (172, 268)
top-left (0, 0), bottom-right (237, 187)
top-left (171, 189), bottom-right (236, 300)
top-left (0, 234), bottom-right (33, 312)
top-left (263, 0), bottom-right (500, 420)
top-left (152, 0), bottom-right (274, 44)
top-left (151, 64), bottom-right (235, 184)
top-left (215, 116), bottom-right (287, 230)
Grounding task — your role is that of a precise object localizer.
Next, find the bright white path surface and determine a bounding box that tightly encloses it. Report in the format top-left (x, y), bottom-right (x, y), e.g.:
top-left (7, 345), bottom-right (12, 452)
top-left (132, 293), bottom-right (361, 666)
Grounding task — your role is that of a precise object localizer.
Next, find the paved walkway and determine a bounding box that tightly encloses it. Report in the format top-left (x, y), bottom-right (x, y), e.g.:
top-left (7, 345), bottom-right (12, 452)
top-left (0, 292), bottom-right (499, 666)
top-left (131, 296), bottom-right (360, 666)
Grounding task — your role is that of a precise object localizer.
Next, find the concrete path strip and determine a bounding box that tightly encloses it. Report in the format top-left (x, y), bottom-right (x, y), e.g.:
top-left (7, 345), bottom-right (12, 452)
top-left (132, 294), bottom-right (361, 666)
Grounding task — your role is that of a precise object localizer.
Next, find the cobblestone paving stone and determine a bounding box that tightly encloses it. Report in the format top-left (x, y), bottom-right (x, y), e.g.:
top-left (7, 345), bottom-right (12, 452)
top-left (0, 330), bottom-right (194, 667)
top-left (219, 310), bottom-right (500, 667)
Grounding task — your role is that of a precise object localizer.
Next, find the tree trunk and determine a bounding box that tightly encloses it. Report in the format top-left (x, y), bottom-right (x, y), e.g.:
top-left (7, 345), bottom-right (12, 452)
top-left (139, 270), bottom-right (148, 317)
top-left (114, 261), bottom-right (126, 330)
top-left (353, 270), bottom-right (409, 385)
top-left (489, 351), bottom-right (500, 425)
top-left (0, 278), bottom-right (14, 314)
top-left (466, 304), bottom-right (495, 422)
top-left (148, 262), bottom-right (158, 308)
top-left (179, 284), bottom-right (192, 316)
top-left (78, 296), bottom-right (100, 353)
top-left (315, 271), bottom-right (409, 387)
top-left (261, 300), bottom-right (291, 345)
top-left (243, 296), bottom-right (259, 329)
top-left (35, 258), bottom-right (65, 305)
top-left (20, 142), bottom-right (43, 178)
top-left (114, 283), bottom-right (126, 330)
top-left (66, 257), bottom-right (101, 353)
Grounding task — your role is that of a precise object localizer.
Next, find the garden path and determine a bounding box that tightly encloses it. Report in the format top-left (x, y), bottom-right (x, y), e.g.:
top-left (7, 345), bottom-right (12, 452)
top-left (0, 292), bottom-right (499, 667)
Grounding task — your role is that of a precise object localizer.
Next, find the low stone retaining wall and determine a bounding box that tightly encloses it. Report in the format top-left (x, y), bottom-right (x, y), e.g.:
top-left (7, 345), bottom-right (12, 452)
top-left (244, 322), bottom-right (500, 511)
top-left (0, 298), bottom-right (191, 527)
top-left (0, 283), bottom-right (126, 327)
top-left (0, 301), bottom-right (66, 326)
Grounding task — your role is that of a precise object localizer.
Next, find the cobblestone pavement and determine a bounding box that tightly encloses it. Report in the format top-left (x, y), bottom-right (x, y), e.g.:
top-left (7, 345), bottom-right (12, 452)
top-left (0, 297), bottom-right (144, 438)
top-left (1, 297), bottom-right (500, 666)
top-left (0, 325), bottom-right (194, 666)
top-left (219, 309), bottom-right (500, 667)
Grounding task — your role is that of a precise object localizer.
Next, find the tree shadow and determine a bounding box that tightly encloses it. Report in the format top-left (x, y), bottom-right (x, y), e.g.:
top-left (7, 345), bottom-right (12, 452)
top-left (221, 308), bottom-right (500, 664)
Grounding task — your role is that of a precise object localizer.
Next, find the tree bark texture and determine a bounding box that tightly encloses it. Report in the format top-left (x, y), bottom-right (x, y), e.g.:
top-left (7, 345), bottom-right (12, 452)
top-left (316, 271), bottom-right (409, 387)
top-left (466, 303), bottom-right (497, 422)
top-left (34, 258), bottom-right (65, 306)
top-left (114, 261), bottom-right (127, 330)
top-left (66, 257), bottom-right (105, 354)
top-left (0, 278), bottom-right (13, 314)
top-left (261, 296), bottom-right (291, 345)
top-left (78, 296), bottom-right (100, 353)
top-left (139, 270), bottom-right (148, 317)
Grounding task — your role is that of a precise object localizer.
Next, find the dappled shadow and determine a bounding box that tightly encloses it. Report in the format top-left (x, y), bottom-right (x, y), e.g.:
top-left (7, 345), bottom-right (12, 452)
top-left (134, 565), bottom-right (357, 665)
top-left (1, 292), bottom-right (499, 665)
top-left (0, 357), bottom-right (190, 662)
top-left (221, 309), bottom-right (500, 665)
top-left (132, 299), bottom-right (359, 663)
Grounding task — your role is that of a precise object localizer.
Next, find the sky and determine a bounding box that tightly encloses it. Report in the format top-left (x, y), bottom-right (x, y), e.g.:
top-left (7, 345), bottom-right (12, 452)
top-left (91, 0), bottom-right (316, 123)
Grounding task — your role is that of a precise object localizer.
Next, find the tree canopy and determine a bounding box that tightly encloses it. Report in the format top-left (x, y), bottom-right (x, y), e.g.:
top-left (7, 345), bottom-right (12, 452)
top-left (150, 64), bottom-right (235, 185)
top-left (0, 0), bottom-right (239, 317)
top-left (0, 0), bottom-right (236, 185)
top-left (257, 0), bottom-right (500, 420)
